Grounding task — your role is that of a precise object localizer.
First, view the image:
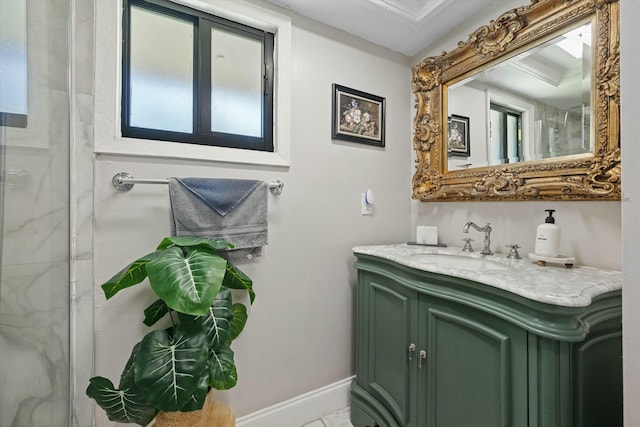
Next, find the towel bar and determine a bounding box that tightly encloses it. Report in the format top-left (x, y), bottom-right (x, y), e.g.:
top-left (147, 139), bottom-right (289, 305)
top-left (112, 172), bottom-right (284, 195)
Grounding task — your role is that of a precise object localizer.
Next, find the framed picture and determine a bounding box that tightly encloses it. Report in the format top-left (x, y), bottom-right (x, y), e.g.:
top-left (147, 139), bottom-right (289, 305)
top-left (448, 114), bottom-right (470, 157)
top-left (332, 84), bottom-right (385, 147)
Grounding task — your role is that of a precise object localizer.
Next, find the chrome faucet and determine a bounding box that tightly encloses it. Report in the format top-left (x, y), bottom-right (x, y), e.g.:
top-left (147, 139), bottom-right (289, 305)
top-left (463, 222), bottom-right (493, 255)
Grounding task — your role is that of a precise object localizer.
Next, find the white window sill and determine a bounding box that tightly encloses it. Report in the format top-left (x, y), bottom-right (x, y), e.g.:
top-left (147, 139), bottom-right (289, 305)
top-left (95, 136), bottom-right (290, 167)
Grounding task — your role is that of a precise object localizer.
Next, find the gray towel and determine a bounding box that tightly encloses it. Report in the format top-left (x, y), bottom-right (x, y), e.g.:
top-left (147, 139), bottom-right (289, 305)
top-left (168, 178), bottom-right (268, 261)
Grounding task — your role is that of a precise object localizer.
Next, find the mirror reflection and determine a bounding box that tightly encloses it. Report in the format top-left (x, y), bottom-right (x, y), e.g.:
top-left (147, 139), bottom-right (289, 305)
top-left (447, 22), bottom-right (592, 171)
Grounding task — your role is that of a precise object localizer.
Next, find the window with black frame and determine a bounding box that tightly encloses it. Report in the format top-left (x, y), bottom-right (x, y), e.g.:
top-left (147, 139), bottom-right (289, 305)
top-left (490, 103), bottom-right (522, 165)
top-left (122, 0), bottom-right (274, 151)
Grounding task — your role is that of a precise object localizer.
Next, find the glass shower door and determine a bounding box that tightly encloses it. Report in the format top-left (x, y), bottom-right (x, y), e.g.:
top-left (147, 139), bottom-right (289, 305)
top-left (0, 0), bottom-right (71, 425)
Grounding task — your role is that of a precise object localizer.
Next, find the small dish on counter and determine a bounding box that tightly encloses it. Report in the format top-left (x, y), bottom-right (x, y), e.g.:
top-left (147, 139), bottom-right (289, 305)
top-left (528, 252), bottom-right (575, 268)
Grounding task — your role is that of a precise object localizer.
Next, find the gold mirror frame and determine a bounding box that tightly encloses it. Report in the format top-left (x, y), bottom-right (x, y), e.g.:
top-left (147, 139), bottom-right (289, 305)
top-left (411, 0), bottom-right (620, 201)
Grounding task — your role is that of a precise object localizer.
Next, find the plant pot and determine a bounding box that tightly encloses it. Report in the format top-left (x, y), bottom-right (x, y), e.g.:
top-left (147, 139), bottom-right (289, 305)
top-left (153, 393), bottom-right (235, 427)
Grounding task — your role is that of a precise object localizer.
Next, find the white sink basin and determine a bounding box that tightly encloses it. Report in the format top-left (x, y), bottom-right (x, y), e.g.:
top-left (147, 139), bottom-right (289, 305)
top-left (409, 253), bottom-right (511, 271)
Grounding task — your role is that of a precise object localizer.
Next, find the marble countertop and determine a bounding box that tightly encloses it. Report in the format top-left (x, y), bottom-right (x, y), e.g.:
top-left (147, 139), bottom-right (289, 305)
top-left (353, 244), bottom-right (622, 307)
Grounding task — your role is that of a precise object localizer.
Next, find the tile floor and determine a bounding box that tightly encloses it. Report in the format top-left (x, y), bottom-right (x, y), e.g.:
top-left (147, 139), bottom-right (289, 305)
top-left (301, 407), bottom-right (353, 427)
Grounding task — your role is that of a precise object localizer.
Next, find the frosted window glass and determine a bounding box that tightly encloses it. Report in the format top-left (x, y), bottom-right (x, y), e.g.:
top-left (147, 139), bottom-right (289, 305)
top-left (490, 109), bottom-right (505, 164)
top-left (0, 0), bottom-right (27, 115)
top-left (130, 6), bottom-right (193, 133)
top-left (211, 28), bottom-right (262, 137)
top-left (507, 114), bottom-right (519, 161)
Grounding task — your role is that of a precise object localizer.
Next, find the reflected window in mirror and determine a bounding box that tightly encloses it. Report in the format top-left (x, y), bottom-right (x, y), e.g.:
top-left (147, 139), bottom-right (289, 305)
top-left (446, 22), bottom-right (593, 172)
top-left (490, 104), bottom-right (522, 166)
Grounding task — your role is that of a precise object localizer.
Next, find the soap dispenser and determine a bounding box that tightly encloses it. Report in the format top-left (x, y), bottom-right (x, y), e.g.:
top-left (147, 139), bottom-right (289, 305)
top-left (534, 209), bottom-right (561, 258)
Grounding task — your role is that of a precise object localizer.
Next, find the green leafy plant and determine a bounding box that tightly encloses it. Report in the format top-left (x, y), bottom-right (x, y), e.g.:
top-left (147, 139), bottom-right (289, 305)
top-left (86, 236), bottom-right (254, 426)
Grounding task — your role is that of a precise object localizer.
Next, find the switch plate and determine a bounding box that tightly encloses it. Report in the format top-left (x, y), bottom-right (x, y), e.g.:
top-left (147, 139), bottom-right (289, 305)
top-left (361, 193), bottom-right (373, 215)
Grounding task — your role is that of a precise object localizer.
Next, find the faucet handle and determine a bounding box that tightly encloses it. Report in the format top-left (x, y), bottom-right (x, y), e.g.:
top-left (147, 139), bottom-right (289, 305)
top-left (462, 238), bottom-right (474, 252)
top-left (505, 244), bottom-right (521, 259)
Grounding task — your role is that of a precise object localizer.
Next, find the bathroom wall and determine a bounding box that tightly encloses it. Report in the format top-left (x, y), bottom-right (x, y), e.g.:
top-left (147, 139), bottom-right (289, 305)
top-left (620, 1), bottom-right (640, 425)
top-left (72, 0), bottom-right (98, 425)
top-left (88, 1), bottom-right (412, 424)
top-left (410, 0), bottom-right (622, 271)
top-left (76, 0), bottom-right (636, 425)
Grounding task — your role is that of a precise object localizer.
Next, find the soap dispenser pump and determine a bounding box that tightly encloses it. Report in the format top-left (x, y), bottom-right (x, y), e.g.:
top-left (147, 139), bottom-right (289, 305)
top-left (534, 209), bottom-right (561, 258)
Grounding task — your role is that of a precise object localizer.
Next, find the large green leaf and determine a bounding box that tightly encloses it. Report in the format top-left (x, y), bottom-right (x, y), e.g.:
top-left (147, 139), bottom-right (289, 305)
top-left (180, 289), bottom-right (234, 350)
top-left (156, 236), bottom-right (233, 251)
top-left (178, 375), bottom-right (210, 412)
top-left (146, 246), bottom-right (227, 315)
top-left (223, 263), bottom-right (255, 304)
top-left (208, 344), bottom-right (237, 390)
top-left (101, 251), bottom-right (158, 300)
top-left (230, 303), bottom-right (248, 341)
top-left (86, 376), bottom-right (157, 426)
top-left (119, 341), bottom-right (142, 387)
top-left (143, 299), bottom-right (170, 327)
top-left (134, 325), bottom-right (209, 412)
top-left (86, 342), bottom-right (157, 425)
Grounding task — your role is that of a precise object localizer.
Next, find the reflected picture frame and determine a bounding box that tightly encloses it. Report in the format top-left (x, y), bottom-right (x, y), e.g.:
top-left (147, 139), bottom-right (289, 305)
top-left (331, 84), bottom-right (385, 147)
top-left (448, 114), bottom-right (470, 157)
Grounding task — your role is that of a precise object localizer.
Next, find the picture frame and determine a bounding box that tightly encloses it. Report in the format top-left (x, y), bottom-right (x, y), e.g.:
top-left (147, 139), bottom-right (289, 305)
top-left (332, 84), bottom-right (385, 147)
top-left (448, 114), bottom-right (470, 157)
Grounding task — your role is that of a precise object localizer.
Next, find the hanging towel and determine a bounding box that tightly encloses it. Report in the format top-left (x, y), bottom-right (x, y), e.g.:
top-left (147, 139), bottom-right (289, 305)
top-left (168, 178), bottom-right (268, 261)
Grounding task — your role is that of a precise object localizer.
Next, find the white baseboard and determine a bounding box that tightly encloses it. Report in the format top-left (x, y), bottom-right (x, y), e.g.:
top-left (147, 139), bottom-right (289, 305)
top-left (236, 376), bottom-right (355, 427)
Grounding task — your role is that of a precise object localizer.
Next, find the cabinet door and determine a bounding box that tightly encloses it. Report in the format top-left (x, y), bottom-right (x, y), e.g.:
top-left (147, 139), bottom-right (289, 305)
top-left (574, 319), bottom-right (622, 427)
top-left (418, 297), bottom-right (528, 427)
top-left (358, 271), bottom-right (418, 426)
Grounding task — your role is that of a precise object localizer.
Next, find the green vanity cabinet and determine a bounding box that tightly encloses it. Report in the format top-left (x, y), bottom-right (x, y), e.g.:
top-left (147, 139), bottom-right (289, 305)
top-left (419, 296), bottom-right (528, 427)
top-left (351, 268), bottom-right (528, 427)
top-left (354, 272), bottom-right (417, 426)
top-left (350, 251), bottom-right (622, 427)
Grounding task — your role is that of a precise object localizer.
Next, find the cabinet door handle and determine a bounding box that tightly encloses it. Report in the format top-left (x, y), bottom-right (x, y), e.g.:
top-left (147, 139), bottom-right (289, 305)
top-left (419, 350), bottom-right (427, 368)
top-left (408, 343), bottom-right (416, 362)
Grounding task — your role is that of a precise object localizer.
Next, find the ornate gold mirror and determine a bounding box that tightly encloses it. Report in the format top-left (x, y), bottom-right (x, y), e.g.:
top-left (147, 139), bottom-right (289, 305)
top-left (412, 0), bottom-right (619, 201)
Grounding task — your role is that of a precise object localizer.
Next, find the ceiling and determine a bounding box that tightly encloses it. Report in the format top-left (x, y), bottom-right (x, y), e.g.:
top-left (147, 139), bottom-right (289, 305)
top-left (262, 0), bottom-right (502, 56)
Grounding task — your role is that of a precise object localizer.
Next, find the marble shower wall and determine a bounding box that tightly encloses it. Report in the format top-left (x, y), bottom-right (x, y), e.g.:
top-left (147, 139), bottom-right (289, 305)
top-left (71, 0), bottom-right (97, 425)
top-left (0, 1), bottom-right (71, 425)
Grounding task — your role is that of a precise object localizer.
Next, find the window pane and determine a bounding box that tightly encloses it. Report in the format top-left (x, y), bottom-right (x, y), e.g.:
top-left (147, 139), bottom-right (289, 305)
top-left (506, 114), bottom-right (519, 161)
top-left (129, 6), bottom-right (193, 133)
top-left (490, 109), bottom-right (505, 164)
top-left (0, 0), bottom-right (27, 115)
top-left (211, 28), bottom-right (262, 137)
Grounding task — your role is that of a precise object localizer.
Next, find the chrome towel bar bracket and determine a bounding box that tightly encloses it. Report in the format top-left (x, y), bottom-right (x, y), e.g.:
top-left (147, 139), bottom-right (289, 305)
top-left (112, 172), bottom-right (284, 195)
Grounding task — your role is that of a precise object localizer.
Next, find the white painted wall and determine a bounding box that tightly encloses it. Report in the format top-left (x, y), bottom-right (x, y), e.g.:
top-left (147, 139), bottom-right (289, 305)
top-left (90, 1), bottom-right (412, 424)
top-left (447, 84), bottom-right (488, 169)
top-left (620, 0), bottom-right (640, 425)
